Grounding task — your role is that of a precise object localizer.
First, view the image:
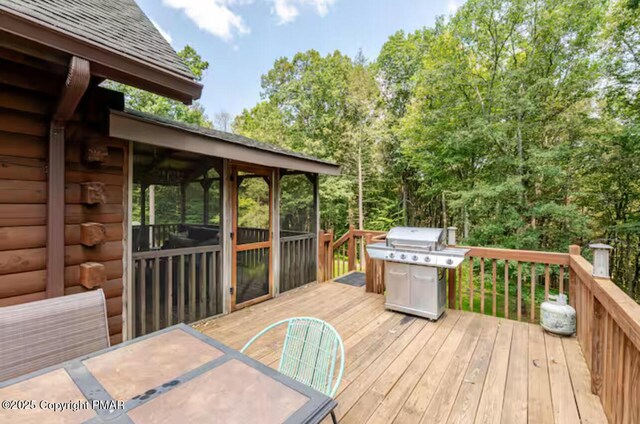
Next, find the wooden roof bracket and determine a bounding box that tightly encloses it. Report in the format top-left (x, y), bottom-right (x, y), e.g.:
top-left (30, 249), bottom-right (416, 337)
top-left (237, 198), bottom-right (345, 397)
top-left (47, 56), bottom-right (90, 298)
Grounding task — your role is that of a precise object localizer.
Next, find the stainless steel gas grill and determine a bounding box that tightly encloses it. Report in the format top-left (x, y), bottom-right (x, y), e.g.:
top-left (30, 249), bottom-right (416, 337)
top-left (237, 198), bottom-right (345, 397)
top-left (366, 227), bottom-right (469, 320)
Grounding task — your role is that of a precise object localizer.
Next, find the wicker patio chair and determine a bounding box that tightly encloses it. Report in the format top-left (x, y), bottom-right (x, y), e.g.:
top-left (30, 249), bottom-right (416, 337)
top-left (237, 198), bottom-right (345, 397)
top-left (241, 317), bottom-right (345, 424)
top-left (0, 289), bottom-right (110, 382)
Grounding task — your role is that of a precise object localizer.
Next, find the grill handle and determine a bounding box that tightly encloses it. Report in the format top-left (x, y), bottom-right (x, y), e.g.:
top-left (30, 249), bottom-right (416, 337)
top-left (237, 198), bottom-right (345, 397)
top-left (387, 242), bottom-right (435, 251)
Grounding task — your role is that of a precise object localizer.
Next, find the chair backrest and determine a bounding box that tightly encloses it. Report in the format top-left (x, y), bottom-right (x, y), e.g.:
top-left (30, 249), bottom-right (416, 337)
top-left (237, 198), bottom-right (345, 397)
top-left (241, 317), bottom-right (345, 397)
top-left (0, 289), bottom-right (110, 382)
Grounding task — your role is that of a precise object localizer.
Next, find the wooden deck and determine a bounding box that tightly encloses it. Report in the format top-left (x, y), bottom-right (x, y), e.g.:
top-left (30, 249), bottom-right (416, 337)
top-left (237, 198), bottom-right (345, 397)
top-left (194, 281), bottom-right (607, 424)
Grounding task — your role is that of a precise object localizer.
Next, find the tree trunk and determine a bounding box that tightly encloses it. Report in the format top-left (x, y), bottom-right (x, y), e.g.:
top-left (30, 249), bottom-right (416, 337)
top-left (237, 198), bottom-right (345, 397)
top-left (357, 143), bottom-right (365, 265)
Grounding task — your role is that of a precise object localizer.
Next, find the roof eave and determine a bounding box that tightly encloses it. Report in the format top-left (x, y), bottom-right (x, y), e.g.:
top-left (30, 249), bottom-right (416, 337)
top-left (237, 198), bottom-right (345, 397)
top-left (109, 110), bottom-right (341, 176)
top-left (0, 9), bottom-right (202, 104)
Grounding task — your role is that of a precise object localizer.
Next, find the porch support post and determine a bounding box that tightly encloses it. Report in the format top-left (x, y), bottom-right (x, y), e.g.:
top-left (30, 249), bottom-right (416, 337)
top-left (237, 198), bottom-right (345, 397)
top-left (180, 182), bottom-right (187, 223)
top-left (140, 183), bottom-right (147, 226)
top-left (272, 168), bottom-right (281, 297)
top-left (312, 173), bottom-right (320, 283)
top-left (221, 159), bottom-right (232, 314)
top-left (201, 178), bottom-right (212, 224)
top-left (47, 56), bottom-right (90, 298)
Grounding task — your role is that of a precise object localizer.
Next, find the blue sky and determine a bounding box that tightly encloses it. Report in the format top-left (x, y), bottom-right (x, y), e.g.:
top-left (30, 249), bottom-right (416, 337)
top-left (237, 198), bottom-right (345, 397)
top-left (137, 0), bottom-right (460, 120)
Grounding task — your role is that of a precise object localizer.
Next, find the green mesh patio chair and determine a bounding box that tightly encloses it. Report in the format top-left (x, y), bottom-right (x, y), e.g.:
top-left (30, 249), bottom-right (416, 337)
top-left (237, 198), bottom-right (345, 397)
top-left (241, 317), bottom-right (345, 423)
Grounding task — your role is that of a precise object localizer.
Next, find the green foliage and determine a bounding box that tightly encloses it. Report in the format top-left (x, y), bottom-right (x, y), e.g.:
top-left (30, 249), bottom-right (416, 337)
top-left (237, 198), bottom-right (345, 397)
top-left (105, 45), bottom-right (212, 127)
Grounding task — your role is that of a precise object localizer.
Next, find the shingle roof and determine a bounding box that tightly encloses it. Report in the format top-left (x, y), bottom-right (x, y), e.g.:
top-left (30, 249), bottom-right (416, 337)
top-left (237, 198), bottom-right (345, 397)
top-left (0, 0), bottom-right (195, 80)
top-left (123, 109), bottom-right (340, 168)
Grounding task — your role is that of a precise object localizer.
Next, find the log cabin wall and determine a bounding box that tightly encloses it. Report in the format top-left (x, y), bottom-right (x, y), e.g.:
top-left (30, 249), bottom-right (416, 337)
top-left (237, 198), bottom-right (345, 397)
top-left (0, 56), bottom-right (127, 344)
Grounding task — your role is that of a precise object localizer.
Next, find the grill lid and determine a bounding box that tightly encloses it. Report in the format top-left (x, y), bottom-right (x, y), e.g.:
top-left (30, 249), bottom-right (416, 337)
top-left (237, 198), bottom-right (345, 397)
top-left (386, 227), bottom-right (446, 250)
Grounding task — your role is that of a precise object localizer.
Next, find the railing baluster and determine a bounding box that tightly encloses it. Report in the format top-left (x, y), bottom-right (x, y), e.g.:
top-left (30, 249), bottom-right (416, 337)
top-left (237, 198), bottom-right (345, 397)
top-left (153, 257), bottom-right (160, 331)
top-left (504, 260), bottom-right (509, 319)
top-left (139, 259), bottom-right (146, 336)
top-left (544, 264), bottom-right (550, 301)
top-left (480, 257), bottom-right (485, 314)
top-left (166, 257), bottom-right (173, 326)
top-left (199, 252), bottom-right (206, 319)
top-left (178, 254), bottom-right (185, 322)
top-left (517, 261), bottom-right (522, 321)
top-left (530, 263), bottom-right (536, 322)
top-left (559, 265), bottom-right (565, 295)
top-left (458, 265), bottom-right (463, 310)
top-left (492, 259), bottom-right (497, 316)
top-left (190, 253), bottom-right (196, 322)
top-left (469, 257), bottom-right (474, 312)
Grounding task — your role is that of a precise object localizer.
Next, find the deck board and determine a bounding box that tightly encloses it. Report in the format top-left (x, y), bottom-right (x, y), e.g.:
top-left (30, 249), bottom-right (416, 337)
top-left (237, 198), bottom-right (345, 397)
top-left (194, 282), bottom-right (607, 423)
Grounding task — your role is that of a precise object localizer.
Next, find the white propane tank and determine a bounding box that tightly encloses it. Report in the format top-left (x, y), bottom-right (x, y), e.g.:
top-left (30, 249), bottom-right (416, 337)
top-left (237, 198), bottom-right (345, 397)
top-left (540, 294), bottom-right (576, 336)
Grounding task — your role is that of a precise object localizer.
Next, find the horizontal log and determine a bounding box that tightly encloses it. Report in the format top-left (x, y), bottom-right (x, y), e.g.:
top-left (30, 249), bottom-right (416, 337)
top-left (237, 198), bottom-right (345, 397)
top-left (66, 143), bottom-right (124, 167)
top-left (0, 108), bottom-right (47, 137)
top-left (0, 241), bottom-right (121, 275)
top-left (106, 295), bottom-right (123, 316)
top-left (0, 259), bottom-right (122, 297)
top-left (0, 155), bottom-right (46, 181)
top-left (0, 204), bottom-right (45, 226)
top-left (66, 125), bottom-right (126, 149)
top-left (108, 315), bottom-right (122, 336)
top-left (0, 269), bottom-right (45, 297)
top-left (465, 246), bottom-right (570, 266)
top-left (0, 247), bottom-right (45, 275)
top-left (65, 279), bottom-right (122, 298)
top-left (0, 180), bottom-right (45, 203)
top-left (0, 84), bottom-right (52, 115)
top-left (0, 182), bottom-right (122, 205)
top-left (0, 131), bottom-right (45, 158)
top-left (66, 169), bottom-right (124, 185)
top-left (65, 241), bottom-right (123, 266)
top-left (65, 259), bottom-right (122, 287)
top-left (0, 290), bottom-right (45, 307)
top-left (65, 204), bottom-right (123, 224)
top-left (110, 333), bottom-right (122, 346)
top-left (0, 223), bottom-right (122, 251)
top-left (66, 183), bottom-right (123, 204)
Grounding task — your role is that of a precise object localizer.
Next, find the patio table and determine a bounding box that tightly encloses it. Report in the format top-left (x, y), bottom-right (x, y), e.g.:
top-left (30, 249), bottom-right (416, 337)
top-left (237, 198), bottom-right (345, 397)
top-left (0, 324), bottom-right (337, 424)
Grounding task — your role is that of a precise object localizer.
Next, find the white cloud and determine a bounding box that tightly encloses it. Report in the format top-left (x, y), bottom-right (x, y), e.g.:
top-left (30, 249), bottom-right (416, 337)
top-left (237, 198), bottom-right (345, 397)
top-left (150, 19), bottom-right (173, 44)
top-left (271, 0), bottom-right (336, 24)
top-left (162, 0), bottom-right (250, 42)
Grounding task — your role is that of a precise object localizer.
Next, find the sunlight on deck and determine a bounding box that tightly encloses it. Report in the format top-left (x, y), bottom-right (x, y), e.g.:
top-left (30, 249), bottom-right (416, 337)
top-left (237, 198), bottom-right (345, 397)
top-left (194, 282), bottom-right (606, 423)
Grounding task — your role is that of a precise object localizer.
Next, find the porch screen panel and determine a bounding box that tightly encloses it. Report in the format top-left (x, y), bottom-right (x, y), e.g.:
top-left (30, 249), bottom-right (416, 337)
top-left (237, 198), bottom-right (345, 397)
top-left (131, 143), bottom-right (224, 337)
top-left (279, 172), bottom-right (317, 293)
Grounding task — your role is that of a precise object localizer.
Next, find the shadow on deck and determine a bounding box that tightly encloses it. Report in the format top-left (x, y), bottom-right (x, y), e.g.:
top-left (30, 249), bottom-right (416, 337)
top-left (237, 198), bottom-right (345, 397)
top-left (194, 282), bottom-right (606, 423)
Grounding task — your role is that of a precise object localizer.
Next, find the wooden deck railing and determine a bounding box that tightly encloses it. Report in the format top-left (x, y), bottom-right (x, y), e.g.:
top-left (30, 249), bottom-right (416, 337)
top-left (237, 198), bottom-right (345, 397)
top-left (569, 245), bottom-right (640, 423)
top-left (324, 226), bottom-right (640, 421)
top-left (280, 232), bottom-right (316, 292)
top-left (132, 244), bottom-right (222, 337)
top-left (317, 225), bottom-right (386, 282)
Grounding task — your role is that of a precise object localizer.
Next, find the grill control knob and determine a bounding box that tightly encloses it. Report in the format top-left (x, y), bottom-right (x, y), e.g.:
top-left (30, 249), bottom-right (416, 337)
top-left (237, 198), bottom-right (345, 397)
top-left (424, 256), bottom-right (431, 263)
top-left (412, 255), bottom-right (418, 261)
top-left (446, 258), bottom-right (453, 265)
top-left (389, 253), bottom-right (395, 259)
top-left (400, 254), bottom-right (407, 260)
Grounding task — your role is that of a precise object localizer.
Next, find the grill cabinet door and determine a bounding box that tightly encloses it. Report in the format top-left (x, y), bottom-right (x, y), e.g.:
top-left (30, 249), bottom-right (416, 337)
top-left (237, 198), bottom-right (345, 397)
top-left (384, 262), bottom-right (410, 307)
top-left (410, 266), bottom-right (438, 313)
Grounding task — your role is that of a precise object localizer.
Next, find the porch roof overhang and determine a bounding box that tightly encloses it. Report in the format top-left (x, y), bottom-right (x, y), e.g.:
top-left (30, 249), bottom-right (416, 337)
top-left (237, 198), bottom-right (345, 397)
top-left (109, 110), bottom-right (341, 176)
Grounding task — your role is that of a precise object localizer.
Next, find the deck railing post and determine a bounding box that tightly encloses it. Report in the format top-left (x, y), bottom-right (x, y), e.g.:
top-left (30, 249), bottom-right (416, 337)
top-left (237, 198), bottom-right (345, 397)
top-left (448, 268), bottom-right (456, 310)
top-left (568, 245), bottom-right (580, 307)
top-left (364, 234), bottom-right (373, 292)
top-left (347, 224), bottom-right (356, 271)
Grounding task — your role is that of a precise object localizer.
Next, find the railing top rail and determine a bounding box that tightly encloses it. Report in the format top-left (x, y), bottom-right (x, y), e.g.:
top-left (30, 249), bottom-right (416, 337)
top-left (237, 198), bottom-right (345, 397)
top-left (465, 246), bottom-right (570, 266)
top-left (281, 233), bottom-right (316, 242)
top-left (133, 244), bottom-right (221, 260)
